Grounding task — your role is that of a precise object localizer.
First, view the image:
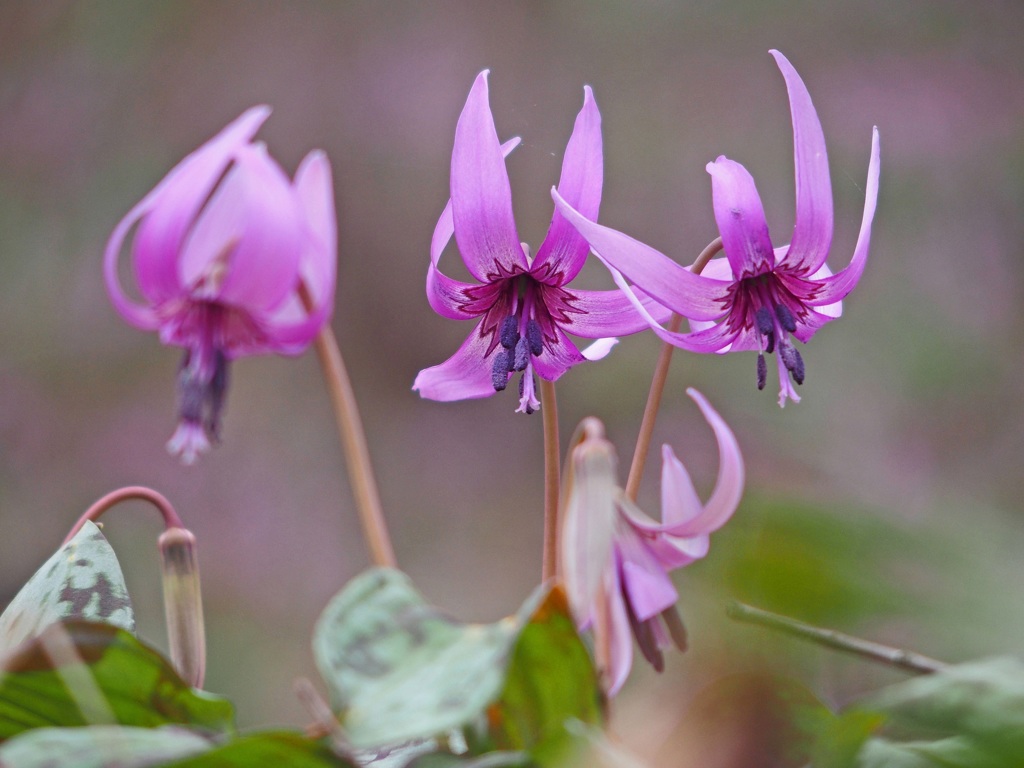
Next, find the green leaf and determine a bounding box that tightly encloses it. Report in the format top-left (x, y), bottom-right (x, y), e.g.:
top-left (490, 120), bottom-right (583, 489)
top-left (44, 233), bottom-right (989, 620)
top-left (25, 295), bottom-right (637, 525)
top-left (0, 522), bottom-right (134, 652)
top-left (313, 569), bottom-right (601, 761)
top-left (0, 725), bottom-right (211, 768)
top-left (488, 588), bottom-right (602, 765)
top-left (852, 656), bottom-right (1024, 764)
top-left (855, 736), bottom-right (1003, 768)
top-left (0, 620), bottom-right (234, 742)
top-left (163, 731), bottom-right (357, 767)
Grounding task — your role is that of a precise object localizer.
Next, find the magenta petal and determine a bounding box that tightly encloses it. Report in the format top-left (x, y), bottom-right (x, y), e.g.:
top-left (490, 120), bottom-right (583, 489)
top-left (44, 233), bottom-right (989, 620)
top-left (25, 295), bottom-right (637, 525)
top-left (807, 127), bottom-right (881, 305)
top-left (182, 144), bottom-right (302, 312)
top-left (131, 106), bottom-right (272, 307)
top-left (412, 324), bottom-right (499, 401)
top-left (552, 188), bottom-right (729, 321)
top-left (706, 157), bottom-right (776, 278)
top-left (565, 287), bottom-right (672, 338)
top-left (531, 325), bottom-right (587, 381)
top-left (533, 85), bottom-right (603, 281)
top-left (451, 71), bottom-right (527, 281)
top-left (266, 150), bottom-right (338, 349)
top-left (771, 50), bottom-right (834, 275)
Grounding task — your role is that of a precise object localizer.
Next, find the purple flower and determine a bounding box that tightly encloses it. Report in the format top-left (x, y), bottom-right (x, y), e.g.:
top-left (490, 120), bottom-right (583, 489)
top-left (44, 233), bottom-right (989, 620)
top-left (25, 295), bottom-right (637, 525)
top-left (104, 107), bottom-right (336, 463)
top-left (413, 71), bottom-right (666, 413)
top-left (560, 390), bottom-right (744, 694)
top-left (553, 50), bottom-right (881, 406)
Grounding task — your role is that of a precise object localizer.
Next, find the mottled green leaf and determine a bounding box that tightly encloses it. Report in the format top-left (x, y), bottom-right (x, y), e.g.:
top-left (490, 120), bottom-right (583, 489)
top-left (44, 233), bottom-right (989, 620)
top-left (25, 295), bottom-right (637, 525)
top-left (0, 621), bottom-right (233, 742)
top-left (163, 731), bottom-right (357, 767)
top-left (0, 522), bottom-right (134, 652)
top-left (855, 736), bottom-right (1001, 768)
top-left (0, 725), bottom-right (211, 768)
top-left (0, 727), bottom-right (357, 768)
top-left (313, 569), bottom-right (600, 762)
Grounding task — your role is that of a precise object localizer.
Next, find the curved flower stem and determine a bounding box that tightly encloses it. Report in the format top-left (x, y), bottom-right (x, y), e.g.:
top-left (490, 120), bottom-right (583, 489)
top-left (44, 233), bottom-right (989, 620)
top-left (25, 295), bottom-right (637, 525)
top-left (727, 601), bottom-right (948, 675)
top-left (307, 315), bottom-right (397, 569)
top-left (624, 237), bottom-right (723, 502)
top-left (540, 378), bottom-right (561, 582)
top-left (63, 486), bottom-right (183, 545)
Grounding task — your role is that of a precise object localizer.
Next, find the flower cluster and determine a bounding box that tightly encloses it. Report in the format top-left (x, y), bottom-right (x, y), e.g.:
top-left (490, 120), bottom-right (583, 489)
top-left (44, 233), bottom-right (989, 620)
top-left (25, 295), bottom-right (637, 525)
top-left (102, 50), bottom-right (878, 697)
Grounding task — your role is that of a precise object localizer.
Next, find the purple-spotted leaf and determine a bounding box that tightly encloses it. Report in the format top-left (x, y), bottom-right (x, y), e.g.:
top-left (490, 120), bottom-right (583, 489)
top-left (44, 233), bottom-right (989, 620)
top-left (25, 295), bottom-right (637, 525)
top-left (0, 522), bottom-right (133, 653)
top-left (313, 569), bottom-right (601, 763)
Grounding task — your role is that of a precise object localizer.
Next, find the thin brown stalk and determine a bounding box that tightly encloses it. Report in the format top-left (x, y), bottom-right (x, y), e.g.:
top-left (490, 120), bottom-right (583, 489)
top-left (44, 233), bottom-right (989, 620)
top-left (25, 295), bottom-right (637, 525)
top-left (540, 378), bottom-right (561, 582)
top-left (624, 237), bottom-right (722, 501)
top-left (304, 300), bottom-right (396, 568)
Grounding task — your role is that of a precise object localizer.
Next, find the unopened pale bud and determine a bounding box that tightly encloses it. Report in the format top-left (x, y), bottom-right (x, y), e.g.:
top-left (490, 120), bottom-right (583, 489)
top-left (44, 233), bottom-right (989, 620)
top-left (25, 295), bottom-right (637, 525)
top-left (158, 527), bottom-right (206, 689)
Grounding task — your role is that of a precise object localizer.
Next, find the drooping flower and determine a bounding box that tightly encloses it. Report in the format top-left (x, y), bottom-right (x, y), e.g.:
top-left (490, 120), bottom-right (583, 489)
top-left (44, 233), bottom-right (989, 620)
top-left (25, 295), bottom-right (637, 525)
top-left (104, 107), bottom-right (336, 463)
top-left (413, 71), bottom-right (667, 413)
top-left (560, 389), bottom-right (744, 694)
top-left (553, 50), bottom-right (881, 406)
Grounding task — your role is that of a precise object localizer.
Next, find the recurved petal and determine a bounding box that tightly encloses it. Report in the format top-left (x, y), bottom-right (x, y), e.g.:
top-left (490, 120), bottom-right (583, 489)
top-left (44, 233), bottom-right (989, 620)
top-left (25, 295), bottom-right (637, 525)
top-left (806, 127), bottom-right (880, 305)
top-left (552, 188), bottom-right (730, 321)
top-left (771, 50), bottom-right (834, 275)
top-left (412, 324), bottom-right (500, 401)
top-left (181, 143), bottom-right (302, 312)
top-left (604, 565), bottom-right (634, 697)
top-left (661, 390), bottom-right (744, 537)
top-left (533, 85), bottom-right (603, 281)
top-left (131, 106), bottom-right (272, 307)
top-left (105, 107), bottom-right (270, 328)
top-left (451, 71), bottom-right (527, 281)
top-left (706, 157), bottom-right (776, 278)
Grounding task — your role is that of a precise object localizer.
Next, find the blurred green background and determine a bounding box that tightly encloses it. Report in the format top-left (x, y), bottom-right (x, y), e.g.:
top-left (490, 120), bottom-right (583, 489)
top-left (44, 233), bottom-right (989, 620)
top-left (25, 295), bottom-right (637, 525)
top-left (1, 1), bottom-right (1022, 762)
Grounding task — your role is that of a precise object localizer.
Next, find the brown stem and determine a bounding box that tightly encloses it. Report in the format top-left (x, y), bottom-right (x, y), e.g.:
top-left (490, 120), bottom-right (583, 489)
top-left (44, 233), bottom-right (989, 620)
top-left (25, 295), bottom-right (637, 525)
top-left (540, 378), bottom-right (561, 582)
top-left (624, 237), bottom-right (722, 501)
top-left (63, 486), bottom-right (183, 545)
top-left (301, 286), bottom-right (396, 569)
top-left (727, 601), bottom-right (948, 675)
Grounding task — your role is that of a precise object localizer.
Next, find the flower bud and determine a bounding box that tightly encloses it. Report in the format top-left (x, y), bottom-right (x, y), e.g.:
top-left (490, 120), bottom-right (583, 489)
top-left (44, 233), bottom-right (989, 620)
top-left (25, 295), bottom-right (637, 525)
top-left (158, 527), bottom-right (206, 689)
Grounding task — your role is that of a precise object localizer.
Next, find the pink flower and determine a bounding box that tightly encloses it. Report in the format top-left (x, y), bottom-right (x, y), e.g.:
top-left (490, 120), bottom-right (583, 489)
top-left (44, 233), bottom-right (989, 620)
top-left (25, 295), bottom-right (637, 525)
top-left (413, 71), bottom-right (667, 413)
top-left (104, 107), bottom-right (336, 463)
top-left (554, 51), bottom-right (880, 406)
top-left (560, 390), bottom-right (744, 694)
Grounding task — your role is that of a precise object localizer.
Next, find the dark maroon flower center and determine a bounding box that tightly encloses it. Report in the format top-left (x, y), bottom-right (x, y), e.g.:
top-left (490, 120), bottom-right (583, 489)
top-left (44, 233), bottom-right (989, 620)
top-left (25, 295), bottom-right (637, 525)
top-left (735, 274), bottom-right (806, 391)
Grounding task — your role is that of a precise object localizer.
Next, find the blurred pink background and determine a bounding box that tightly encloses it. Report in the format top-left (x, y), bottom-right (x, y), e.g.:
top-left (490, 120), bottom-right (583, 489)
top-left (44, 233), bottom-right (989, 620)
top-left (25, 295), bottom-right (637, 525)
top-left (2, 2), bottom-right (1023, 760)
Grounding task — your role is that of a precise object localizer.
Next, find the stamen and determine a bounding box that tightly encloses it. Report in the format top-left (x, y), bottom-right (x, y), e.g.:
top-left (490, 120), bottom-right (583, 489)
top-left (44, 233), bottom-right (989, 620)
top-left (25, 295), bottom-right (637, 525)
top-left (526, 319), bottom-right (544, 357)
top-left (626, 596), bottom-right (664, 672)
top-left (764, 331), bottom-right (775, 355)
top-left (790, 348), bottom-right (805, 385)
top-left (516, 372), bottom-right (539, 415)
top-left (207, 351), bottom-right (229, 442)
top-left (755, 307), bottom-right (774, 336)
top-left (512, 337), bottom-right (530, 372)
top-left (491, 350), bottom-right (511, 391)
top-left (660, 606), bottom-right (688, 652)
top-left (757, 353), bottom-right (767, 390)
top-left (499, 316), bottom-right (519, 349)
top-left (775, 303), bottom-right (797, 333)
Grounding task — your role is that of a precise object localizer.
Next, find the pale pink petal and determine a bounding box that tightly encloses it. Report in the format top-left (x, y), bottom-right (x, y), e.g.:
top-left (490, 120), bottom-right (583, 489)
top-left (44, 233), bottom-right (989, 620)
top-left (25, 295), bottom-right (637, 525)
top-left (771, 50), bottom-right (834, 275)
top-left (581, 337), bottom-right (618, 361)
top-left (604, 565), bottom-right (634, 696)
top-left (451, 71), bottom-right (527, 281)
top-left (533, 85), bottom-right (603, 281)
